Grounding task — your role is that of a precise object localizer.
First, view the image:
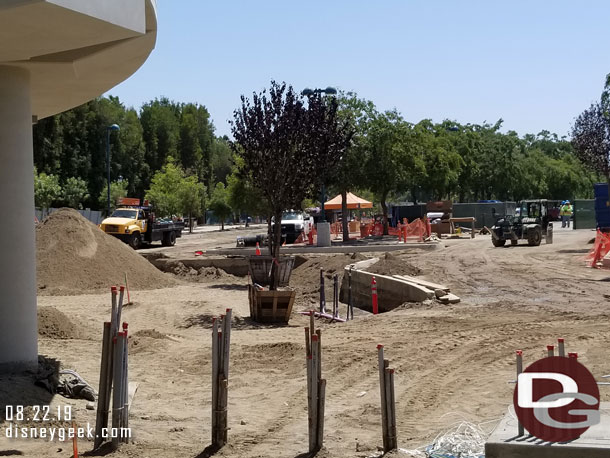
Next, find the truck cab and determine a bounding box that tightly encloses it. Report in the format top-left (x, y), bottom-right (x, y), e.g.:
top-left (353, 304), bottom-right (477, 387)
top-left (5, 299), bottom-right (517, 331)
top-left (272, 211), bottom-right (311, 244)
top-left (100, 206), bottom-right (150, 249)
top-left (99, 198), bottom-right (184, 249)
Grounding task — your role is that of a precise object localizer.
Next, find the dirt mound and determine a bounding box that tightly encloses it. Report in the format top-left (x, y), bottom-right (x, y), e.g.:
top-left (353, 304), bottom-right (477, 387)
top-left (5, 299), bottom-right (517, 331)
top-left (171, 262), bottom-right (242, 283)
top-left (129, 329), bottom-right (168, 355)
top-left (290, 253), bottom-right (367, 309)
top-left (366, 252), bottom-right (421, 277)
top-left (36, 208), bottom-right (174, 295)
top-left (133, 329), bottom-right (167, 339)
top-left (38, 307), bottom-right (79, 339)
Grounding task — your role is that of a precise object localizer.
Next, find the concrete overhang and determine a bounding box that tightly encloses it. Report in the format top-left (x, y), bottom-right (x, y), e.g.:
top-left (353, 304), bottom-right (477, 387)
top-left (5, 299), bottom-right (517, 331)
top-left (0, 0), bottom-right (157, 119)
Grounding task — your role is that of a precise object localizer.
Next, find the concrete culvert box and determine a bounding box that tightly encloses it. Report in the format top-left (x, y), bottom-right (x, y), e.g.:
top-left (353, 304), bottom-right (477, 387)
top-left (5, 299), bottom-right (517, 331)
top-left (340, 268), bottom-right (435, 313)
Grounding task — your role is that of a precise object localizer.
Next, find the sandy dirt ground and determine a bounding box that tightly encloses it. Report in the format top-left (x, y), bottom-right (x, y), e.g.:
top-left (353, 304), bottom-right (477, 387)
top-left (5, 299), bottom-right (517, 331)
top-left (2, 226), bottom-right (610, 457)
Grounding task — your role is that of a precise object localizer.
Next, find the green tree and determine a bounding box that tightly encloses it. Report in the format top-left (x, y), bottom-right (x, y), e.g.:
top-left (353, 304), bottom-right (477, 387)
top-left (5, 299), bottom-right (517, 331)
top-left (335, 92), bottom-right (375, 240)
top-left (63, 177), bottom-right (89, 209)
top-left (178, 176), bottom-right (206, 233)
top-left (412, 120), bottom-right (463, 200)
top-left (140, 98), bottom-right (181, 187)
top-left (226, 163), bottom-right (267, 225)
top-left (145, 158), bottom-right (184, 218)
top-left (98, 180), bottom-right (128, 214)
top-left (209, 182), bottom-right (232, 230)
top-left (34, 170), bottom-right (62, 216)
top-left (211, 136), bottom-right (234, 186)
top-left (363, 111), bottom-right (424, 234)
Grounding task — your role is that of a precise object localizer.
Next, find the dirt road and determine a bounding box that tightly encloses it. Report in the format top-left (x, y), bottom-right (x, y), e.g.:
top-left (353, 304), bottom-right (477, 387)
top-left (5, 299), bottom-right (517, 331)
top-left (2, 227), bottom-right (609, 457)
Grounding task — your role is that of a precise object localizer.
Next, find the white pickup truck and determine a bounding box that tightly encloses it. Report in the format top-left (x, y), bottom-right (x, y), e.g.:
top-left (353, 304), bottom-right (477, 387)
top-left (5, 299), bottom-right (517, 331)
top-left (274, 211), bottom-right (313, 243)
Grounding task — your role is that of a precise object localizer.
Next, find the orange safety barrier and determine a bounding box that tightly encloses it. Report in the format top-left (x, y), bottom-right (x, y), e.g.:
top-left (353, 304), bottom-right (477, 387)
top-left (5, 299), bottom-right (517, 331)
top-left (586, 230), bottom-right (610, 268)
top-left (293, 232), bottom-right (306, 244)
top-left (389, 218), bottom-right (426, 242)
top-left (360, 218), bottom-right (427, 242)
top-left (388, 226), bottom-right (401, 237)
top-left (360, 223), bottom-right (372, 237)
top-left (372, 222), bottom-right (384, 236)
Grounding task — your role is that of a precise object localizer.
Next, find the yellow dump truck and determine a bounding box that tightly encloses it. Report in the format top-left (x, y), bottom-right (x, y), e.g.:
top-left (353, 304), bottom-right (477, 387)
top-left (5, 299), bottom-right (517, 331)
top-left (99, 198), bottom-right (184, 249)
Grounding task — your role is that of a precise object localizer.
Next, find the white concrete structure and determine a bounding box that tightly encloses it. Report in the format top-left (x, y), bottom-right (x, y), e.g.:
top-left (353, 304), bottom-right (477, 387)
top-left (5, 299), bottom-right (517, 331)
top-left (0, 0), bottom-right (157, 367)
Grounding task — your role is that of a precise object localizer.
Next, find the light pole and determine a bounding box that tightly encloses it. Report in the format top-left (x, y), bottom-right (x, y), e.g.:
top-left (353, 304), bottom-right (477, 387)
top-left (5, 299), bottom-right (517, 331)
top-left (302, 86), bottom-right (337, 222)
top-left (106, 124), bottom-right (120, 216)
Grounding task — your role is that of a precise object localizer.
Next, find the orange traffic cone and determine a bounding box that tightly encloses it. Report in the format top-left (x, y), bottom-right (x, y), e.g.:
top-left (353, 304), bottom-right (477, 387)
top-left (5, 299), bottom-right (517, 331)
top-left (255, 242), bottom-right (261, 256)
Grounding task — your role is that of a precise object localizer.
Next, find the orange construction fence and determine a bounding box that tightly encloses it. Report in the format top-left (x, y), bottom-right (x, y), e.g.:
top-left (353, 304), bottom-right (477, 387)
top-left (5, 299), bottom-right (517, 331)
top-left (358, 217), bottom-right (430, 242)
top-left (586, 230), bottom-right (610, 268)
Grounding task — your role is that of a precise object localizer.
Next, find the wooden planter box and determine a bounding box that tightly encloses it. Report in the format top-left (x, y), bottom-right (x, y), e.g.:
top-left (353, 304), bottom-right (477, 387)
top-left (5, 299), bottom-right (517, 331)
top-left (248, 285), bottom-right (295, 324)
top-left (248, 256), bottom-right (295, 287)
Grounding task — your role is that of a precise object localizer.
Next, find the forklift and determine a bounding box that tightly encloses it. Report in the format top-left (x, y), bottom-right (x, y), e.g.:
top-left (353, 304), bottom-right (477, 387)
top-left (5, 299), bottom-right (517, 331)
top-left (491, 199), bottom-right (553, 247)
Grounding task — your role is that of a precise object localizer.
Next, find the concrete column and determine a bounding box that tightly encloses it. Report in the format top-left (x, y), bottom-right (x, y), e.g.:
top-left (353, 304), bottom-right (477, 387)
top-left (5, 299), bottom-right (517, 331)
top-left (317, 222), bottom-right (331, 247)
top-left (0, 66), bottom-right (37, 368)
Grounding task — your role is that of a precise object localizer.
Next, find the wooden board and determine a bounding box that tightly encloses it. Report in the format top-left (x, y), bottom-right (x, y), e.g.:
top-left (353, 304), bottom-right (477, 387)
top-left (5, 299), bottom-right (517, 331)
top-left (248, 256), bottom-right (295, 286)
top-left (248, 285), bottom-right (295, 323)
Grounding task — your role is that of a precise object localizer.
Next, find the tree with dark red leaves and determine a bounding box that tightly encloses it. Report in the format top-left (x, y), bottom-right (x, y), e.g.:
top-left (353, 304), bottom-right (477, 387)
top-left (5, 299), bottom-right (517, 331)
top-left (230, 81), bottom-right (351, 289)
top-left (572, 101), bottom-right (610, 199)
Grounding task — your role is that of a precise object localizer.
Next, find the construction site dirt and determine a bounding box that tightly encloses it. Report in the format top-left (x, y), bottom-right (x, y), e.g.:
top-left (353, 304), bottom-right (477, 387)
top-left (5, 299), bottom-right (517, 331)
top-left (2, 222), bottom-right (609, 457)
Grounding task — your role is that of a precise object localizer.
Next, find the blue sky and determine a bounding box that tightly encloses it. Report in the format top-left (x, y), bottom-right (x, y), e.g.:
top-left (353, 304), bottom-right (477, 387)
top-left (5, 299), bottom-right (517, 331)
top-left (107, 0), bottom-right (610, 138)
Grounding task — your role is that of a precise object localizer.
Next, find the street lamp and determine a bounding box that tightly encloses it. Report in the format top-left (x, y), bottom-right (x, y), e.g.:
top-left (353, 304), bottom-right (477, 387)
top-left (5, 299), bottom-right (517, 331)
top-left (302, 86), bottom-right (337, 222)
top-left (302, 86), bottom-right (337, 97)
top-left (106, 123), bottom-right (120, 216)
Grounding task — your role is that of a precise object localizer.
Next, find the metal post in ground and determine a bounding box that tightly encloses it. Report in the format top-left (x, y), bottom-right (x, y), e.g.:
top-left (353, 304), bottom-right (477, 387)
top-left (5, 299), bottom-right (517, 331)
top-left (377, 345), bottom-right (389, 450)
top-left (347, 267), bottom-right (353, 321)
top-left (121, 322), bottom-right (129, 441)
top-left (333, 274), bottom-right (339, 319)
top-left (320, 269), bottom-right (326, 314)
top-left (220, 309), bottom-right (232, 445)
top-left (558, 338), bottom-right (565, 357)
top-left (309, 334), bottom-right (320, 452)
top-left (94, 322), bottom-right (111, 449)
top-left (385, 367), bottom-right (397, 450)
top-left (111, 332), bottom-right (126, 450)
top-left (516, 350), bottom-right (524, 436)
top-left (211, 318), bottom-right (219, 444)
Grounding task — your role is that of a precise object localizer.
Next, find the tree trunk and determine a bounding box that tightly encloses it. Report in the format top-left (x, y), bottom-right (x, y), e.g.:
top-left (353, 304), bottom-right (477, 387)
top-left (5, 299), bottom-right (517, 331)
top-left (189, 211), bottom-right (193, 234)
top-left (245, 213), bottom-right (249, 228)
top-left (411, 188), bottom-right (418, 205)
top-left (267, 215), bottom-right (273, 256)
top-left (270, 210), bottom-right (283, 291)
top-left (341, 189), bottom-right (349, 242)
top-left (381, 190), bottom-right (389, 236)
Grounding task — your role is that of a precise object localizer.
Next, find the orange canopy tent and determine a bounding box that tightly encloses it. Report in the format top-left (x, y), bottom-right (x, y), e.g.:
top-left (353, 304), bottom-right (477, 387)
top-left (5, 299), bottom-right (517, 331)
top-left (324, 192), bottom-right (373, 210)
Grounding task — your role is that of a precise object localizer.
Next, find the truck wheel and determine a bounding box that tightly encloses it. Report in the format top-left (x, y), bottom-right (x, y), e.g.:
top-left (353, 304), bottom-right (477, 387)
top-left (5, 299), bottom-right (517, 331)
top-left (129, 232), bottom-right (141, 249)
top-left (162, 231), bottom-right (177, 247)
top-left (492, 238), bottom-right (506, 247)
top-left (527, 228), bottom-right (542, 246)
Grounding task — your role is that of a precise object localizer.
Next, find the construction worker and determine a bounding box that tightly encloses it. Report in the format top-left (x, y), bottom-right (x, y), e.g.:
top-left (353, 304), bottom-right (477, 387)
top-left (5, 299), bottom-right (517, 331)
top-left (560, 200), bottom-right (573, 228)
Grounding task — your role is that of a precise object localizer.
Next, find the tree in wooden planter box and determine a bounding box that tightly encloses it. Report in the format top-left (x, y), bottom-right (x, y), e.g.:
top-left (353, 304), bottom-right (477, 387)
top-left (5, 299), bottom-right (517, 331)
top-left (231, 81), bottom-right (352, 289)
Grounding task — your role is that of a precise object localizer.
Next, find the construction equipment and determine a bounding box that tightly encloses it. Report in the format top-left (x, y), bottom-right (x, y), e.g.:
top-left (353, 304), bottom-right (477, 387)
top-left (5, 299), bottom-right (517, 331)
top-left (491, 199), bottom-right (551, 247)
top-left (99, 198), bottom-right (184, 249)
